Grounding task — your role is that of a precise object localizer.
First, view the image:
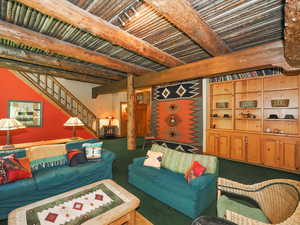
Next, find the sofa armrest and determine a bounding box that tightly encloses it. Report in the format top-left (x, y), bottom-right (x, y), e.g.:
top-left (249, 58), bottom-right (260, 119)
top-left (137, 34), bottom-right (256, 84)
top-left (101, 150), bottom-right (116, 161)
top-left (132, 157), bottom-right (146, 166)
top-left (190, 174), bottom-right (217, 189)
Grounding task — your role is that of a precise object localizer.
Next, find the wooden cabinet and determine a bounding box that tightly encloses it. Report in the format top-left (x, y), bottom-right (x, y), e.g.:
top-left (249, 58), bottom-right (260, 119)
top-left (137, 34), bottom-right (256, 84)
top-left (207, 75), bottom-right (300, 173)
top-left (230, 134), bottom-right (246, 161)
top-left (206, 131), bottom-right (230, 158)
top-left (261, 136), bottom-right (300, 171)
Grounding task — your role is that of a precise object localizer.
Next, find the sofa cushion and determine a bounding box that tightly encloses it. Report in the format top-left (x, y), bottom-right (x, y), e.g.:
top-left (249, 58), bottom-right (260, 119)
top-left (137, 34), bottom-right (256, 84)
top-left (217, 195), bottom-right (269, 223)
top-left (33, 166), bottom-right (78, 190)
top-left (151, 144), bottom-right (217, 175)
top-left (130, 165), bottom-right (200, 200)
top-left (66, 139), bottom-right (98, 150)
top-left (0, 178), bottom-right (37, 200)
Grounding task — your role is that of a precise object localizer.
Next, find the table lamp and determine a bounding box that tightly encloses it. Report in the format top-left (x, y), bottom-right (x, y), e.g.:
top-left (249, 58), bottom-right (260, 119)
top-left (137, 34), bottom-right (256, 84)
top-left (0, 118), bottom-right (25, 149)
top-left (64, 117), bottom-right (84, 139)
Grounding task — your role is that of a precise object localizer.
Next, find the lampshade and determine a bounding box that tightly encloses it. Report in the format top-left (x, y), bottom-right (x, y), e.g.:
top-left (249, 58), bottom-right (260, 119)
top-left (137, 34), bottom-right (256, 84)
top-left (0, 118), bottom-right (25, 130)
top-left (64, 117), bottom-right (84, 126)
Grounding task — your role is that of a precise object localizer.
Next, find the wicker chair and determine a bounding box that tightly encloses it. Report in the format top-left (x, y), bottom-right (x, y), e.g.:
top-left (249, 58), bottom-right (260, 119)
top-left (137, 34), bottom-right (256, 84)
top-left (217, 178), bottom-right (300, 225)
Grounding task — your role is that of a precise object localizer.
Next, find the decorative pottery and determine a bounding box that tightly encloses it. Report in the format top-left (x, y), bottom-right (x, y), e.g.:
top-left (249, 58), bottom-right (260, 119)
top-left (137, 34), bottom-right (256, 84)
top-left (271, 99), bottom-right (289, 107)
top-left (216, 102), bottom-right (228, 108)
top-left (239, 100), bottom-right (257, 108)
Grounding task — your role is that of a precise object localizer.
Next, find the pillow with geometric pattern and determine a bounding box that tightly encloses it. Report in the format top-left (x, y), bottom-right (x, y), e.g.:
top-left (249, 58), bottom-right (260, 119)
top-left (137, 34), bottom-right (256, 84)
top-left (82, 142), bottom-right (103, 160)
top-left (143, 150), bottom-right (163, 168)
top-left (184, 161), bottom-right (206, 184)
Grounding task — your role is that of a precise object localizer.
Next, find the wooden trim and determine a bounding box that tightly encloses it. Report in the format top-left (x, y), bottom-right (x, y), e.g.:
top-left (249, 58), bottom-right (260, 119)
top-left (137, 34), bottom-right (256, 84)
top-left (0, 20), bottom-right (152, 75)
top-left (127, 74), bottom-right (136, 150)
top-left (144, 0), bottom-right (230, 56)
top-left (92, 41), bottom-right (300, 97)
top-left (17, 0), bottom-right (183, 67)
top-left (0, 45), bottom-right (123, 80)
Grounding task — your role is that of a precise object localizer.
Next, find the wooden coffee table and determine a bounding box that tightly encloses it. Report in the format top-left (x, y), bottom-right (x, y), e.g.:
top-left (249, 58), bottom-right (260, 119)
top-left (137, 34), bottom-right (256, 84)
top-left (8, 179), bottom-right (140, 225)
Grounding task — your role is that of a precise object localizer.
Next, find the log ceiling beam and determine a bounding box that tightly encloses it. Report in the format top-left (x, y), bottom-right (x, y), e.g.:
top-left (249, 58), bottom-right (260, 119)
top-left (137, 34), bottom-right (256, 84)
top-left (144, 0), bottom-right (231, 56)
top-left (0, 20), bottom-right (152, 75)
top-left (16, 0), bottom-right (184, 67)
top-left (92, 41), bottom-right (300, 97)
top-left (0, 45), bottom-right (123, 81)
top-left (284, 0), bottom-right (300, 67)
top-left (0, 57), bottom-right (110, 84)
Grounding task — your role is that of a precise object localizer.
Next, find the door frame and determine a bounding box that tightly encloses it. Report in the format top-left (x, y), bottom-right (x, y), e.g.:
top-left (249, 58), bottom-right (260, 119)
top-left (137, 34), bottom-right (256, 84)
top-left (120, 102), bottom-right (128, 137)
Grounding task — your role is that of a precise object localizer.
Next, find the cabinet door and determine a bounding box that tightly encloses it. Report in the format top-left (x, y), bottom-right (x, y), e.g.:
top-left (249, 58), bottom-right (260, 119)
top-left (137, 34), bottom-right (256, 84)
top-left (262, 138), bottom-right (280, 167)
top-left (206, 132), bottom-right (218, 156)
top-left (280, 138), bottom-right (299, 171)
top-left (247, 134), bottom-right (262, 164)
top-left (230, 134), bottom-right (246, 161)
top-left (218, 134), bottom-right (230, 158)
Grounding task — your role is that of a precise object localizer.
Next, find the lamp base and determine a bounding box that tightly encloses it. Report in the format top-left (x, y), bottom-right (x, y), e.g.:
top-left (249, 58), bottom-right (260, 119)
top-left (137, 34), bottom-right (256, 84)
top-left (2, 144), bottom-right (15, 150)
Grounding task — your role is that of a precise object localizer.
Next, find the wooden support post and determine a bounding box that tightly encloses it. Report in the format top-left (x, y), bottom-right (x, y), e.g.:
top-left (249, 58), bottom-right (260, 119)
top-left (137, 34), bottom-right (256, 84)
top-left (127, 74), bottom-right (136, 150)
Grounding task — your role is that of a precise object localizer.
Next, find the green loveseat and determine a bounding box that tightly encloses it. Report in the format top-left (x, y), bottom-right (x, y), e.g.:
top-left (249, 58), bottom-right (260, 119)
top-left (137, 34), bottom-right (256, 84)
top-left (0, 139), bottom-right (115, 220)
top-left (128, 144), bottom-right (219, 218)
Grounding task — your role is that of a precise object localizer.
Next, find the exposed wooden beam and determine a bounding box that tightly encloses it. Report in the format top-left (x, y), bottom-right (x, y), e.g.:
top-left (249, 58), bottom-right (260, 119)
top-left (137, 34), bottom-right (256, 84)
top-left (0, 20), bottom-right (152, 75)
top-left (16, 0), bottom-right (184, 67)
top-left (284, 0), bottom-right (300, 67)
top-left (0, 45), bottom-right (123, 81)
top-left (144, 0), bottom-right (230, 56)
top-left (92, 41), bottom-right (300, 97)
top-left (0, 57), bottom-right (110, 84)
top-left (127, 74), bottom-right (136, 150)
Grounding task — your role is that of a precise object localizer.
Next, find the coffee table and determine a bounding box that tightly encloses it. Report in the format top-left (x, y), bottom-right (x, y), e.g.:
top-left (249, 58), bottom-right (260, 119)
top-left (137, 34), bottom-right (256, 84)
top-left (8, 179), bottom-right (140, 225)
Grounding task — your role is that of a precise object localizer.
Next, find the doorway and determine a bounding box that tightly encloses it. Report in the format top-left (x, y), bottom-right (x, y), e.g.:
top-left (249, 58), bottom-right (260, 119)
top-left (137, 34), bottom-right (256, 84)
top-left (120, 102), bottom-right (150, 137)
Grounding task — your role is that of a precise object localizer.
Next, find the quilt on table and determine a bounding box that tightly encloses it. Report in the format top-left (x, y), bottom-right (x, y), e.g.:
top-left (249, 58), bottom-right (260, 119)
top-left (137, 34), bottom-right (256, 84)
top-left (26, 183), bottom-right (124, 225)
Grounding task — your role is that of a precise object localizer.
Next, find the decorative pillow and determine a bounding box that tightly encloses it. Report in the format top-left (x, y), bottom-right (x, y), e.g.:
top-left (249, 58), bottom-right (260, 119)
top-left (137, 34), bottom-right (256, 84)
top-left (16, 157), bottom-right (32, 178)
top-left (82, 142), bottom-right (103, 160)
top-left (67, 149), bottom-right (87, 166)
top-left (184, 161), bottom-right (206, 183)
top-left (0, 154), bottom-right (32, 184)
top-left (143, 150), bottom-right (163, 168)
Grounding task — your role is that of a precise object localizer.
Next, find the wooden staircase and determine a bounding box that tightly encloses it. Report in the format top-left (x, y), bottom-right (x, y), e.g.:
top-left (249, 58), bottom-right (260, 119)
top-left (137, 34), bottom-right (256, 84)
top-left (14, 71), bottom-right (99, 136)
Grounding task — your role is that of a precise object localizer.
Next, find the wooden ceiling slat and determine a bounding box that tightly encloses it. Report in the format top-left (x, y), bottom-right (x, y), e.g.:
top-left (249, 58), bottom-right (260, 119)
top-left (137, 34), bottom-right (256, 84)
top-left (0, 20), bottom-right (152, 75)
top-left (144, 0), bottom-right (231, 56)
top-left (16, 0), bottom-right (184, 67)
top-left (92, 41), bottom-right (300, 97)
top-left (0, 45), bottom-right (123, 80)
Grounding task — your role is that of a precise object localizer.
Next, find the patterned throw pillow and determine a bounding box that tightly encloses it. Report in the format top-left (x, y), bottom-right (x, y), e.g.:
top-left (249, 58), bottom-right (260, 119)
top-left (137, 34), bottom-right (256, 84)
top-left (82, 142), bottom-right (103, 160)
top-left (184, 161), bottom-right (206, 183)
top-left (67, 149), bottom-right (87, 166)
top-left (143, 150), bottom-right (163, 168)
top-left (0, 154), bottom-right (32, 185)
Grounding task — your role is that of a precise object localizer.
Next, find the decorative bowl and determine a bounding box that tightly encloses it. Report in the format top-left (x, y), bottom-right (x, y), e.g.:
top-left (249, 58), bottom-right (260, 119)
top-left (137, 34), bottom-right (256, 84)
top-left (271, 99), bottom-right (289, 107)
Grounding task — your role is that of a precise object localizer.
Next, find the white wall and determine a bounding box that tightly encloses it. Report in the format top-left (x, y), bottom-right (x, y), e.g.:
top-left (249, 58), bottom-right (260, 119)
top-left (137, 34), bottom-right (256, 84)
top-left (56, 78), bottom-right (127, 135)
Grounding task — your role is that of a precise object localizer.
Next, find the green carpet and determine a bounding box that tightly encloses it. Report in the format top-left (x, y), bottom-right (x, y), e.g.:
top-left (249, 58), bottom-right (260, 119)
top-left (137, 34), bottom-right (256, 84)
top-left (1, 137), bottom-right (299, 225)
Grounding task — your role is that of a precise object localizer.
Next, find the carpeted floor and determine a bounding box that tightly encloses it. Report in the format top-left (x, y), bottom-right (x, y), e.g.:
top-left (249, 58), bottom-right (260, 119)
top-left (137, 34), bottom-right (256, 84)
top-left (1, 137), bottom-right (299, 225)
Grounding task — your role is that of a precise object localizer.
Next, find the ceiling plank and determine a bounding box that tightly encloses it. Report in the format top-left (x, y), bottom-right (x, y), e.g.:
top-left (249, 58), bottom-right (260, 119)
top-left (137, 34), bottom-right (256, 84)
top-left (0, 57), bottom-right (110, 84)
top-left (0, 45), bottom-right (123, 81)
top-left (16, 0), bottom-right (184, 67)
top-left (284, 0), bottom-right (300, 67)
top-left (144, 0), bottom-right (231, 56)
top-left (0, 20), bottom-right (152, 75)
top-left (92, 41), bottom-right (300, 97)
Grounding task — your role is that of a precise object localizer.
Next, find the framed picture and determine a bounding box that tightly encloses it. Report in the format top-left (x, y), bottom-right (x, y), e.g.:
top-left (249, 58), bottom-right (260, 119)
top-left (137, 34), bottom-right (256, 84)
top-left (8, 100), bottom-right (42, 127)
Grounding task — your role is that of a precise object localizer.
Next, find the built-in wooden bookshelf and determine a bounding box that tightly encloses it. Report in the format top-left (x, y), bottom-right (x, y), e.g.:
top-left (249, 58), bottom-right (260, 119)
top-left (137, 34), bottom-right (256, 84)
top-left (207, 73), bottom-right (300, 173)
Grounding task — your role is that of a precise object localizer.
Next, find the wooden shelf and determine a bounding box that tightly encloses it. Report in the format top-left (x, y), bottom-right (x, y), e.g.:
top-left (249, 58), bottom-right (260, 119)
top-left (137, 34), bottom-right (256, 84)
top-left (235, 91), bottom-right (260, 94)
top-left (236, 118), bottom-right (261, 121)
top-left (264, 119), bottom-right (298, 122)
top-left (212, 108), bottom-right (232, 110)
top-left (263, 87), bottom-right (299, 92)
top-left (211, 117), bottom-right (232, 120)
top-left (264, 107), bottom-right (298, 109)
top-left (236, 108), bottom-right (261, 110)
top-left (212, 93), bottom-right (233, 96)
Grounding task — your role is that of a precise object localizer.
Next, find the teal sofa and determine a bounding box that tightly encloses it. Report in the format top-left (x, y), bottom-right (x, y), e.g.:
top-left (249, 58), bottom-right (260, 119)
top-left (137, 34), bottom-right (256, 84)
top-left (128, 144), bottom-right (218, 218)
top-left (0, 139), bottom-right (115, 219)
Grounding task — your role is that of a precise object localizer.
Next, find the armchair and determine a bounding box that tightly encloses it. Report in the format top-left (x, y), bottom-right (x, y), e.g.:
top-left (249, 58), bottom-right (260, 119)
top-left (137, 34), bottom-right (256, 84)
top-left (217, 178), bottom-right (300, 225)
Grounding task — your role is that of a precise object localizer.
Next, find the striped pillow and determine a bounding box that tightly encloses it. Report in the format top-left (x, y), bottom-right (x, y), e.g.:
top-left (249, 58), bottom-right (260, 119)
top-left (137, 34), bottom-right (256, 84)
top-left (82, 142), bottom-right (103, 160)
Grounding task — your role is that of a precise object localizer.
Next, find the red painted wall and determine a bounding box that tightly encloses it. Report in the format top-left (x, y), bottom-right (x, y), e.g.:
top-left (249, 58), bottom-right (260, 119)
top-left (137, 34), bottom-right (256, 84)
top-left (0, 68), bottom-right (95, 145)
